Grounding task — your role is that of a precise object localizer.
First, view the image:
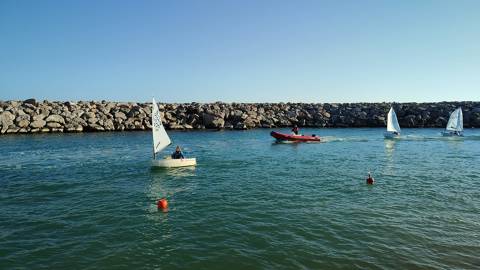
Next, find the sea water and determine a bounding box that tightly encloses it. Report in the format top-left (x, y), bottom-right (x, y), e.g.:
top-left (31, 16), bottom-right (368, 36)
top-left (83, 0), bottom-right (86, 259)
top-left (1, 128), bottom-right (479, 269)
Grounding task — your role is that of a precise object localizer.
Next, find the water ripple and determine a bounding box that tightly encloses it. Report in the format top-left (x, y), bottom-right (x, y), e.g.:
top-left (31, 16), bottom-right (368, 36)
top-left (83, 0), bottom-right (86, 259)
top-left (1, 129), bottom-right (480, 269)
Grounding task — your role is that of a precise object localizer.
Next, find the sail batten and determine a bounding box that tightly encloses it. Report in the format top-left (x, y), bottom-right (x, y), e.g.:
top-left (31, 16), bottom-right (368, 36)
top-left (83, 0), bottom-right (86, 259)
top-left (152, 98), bottom-right (172, 157)
top-left (446, 108), bottom-right (463, 132)
top-left (386, 107), bottom-right (401, 133)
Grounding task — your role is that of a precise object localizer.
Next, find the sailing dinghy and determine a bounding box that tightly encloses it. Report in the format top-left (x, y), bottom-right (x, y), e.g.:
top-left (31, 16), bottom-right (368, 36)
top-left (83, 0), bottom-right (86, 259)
top-left (151, 98), bottom-right (196, 168)
top-left (384, 107), bottom-right (401, 139)
top-left (442, 107), bottom-right (463, 137)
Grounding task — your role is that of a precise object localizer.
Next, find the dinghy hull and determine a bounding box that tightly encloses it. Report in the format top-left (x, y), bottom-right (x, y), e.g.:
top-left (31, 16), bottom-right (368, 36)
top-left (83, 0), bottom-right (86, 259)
top-left (384, 131), bottom-right (400, 139)
top-left (270, 131), bottom-right (320, 142)
top-left (152, 158), bottom-right (197, 168)
top-left (441, 131), bottom-right (463, 137)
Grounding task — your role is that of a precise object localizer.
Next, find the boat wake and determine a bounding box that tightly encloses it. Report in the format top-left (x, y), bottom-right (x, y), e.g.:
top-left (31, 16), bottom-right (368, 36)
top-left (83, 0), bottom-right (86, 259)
top-left (320, 136), bottom-right (369, 143)
top-left (271, 136), bottom-right (368, 144)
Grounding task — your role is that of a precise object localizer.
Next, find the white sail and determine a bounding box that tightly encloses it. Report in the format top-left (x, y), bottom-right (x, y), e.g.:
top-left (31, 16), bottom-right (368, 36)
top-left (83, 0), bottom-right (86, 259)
top-left (152, 98), bottom-right (171, 156)
top-left (386, 107), bottom-right (401, 133)
top-left (446, 107), bottom-right (463, 132)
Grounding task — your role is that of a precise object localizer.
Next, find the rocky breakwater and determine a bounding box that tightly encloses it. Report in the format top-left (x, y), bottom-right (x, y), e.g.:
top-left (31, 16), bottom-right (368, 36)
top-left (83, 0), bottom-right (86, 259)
top-left (1, 99), bottom-right (480, 134)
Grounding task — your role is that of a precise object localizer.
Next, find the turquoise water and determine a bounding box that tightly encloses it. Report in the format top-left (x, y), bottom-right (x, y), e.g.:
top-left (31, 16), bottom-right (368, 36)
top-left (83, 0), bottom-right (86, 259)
top-left (1, 128), bottom-right (480, 269)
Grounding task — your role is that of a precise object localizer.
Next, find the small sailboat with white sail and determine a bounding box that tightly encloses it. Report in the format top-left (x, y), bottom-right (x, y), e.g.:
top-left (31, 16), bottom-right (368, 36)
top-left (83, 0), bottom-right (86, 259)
top-left (384, 107), bottom-right (401, 139)
top-left (151, 98), bottom-right (196, 168)
top-left (442, 107), bottom-right (463, 137)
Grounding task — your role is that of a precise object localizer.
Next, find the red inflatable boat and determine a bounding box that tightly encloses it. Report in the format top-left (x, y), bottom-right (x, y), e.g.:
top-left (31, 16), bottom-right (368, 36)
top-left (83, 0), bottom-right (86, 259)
top-left (270, 131), bottom-right (321, 142)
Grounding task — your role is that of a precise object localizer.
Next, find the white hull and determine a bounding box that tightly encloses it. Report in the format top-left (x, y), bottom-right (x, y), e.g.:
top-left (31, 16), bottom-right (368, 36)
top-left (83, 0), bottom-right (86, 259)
top-left (152, 158), bottom-right (196, 168)
top-left (441, 131), bottom-right (463, 137)
top-left (384, 131), bottom-right (400, 139)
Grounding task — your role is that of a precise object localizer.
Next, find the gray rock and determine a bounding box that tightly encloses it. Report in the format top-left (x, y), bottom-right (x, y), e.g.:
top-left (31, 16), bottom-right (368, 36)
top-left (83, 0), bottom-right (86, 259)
top-left (435, 116), bottom-right (447, 127)
top-left (16, 114), bottom-right (30, 123)
top-left (169, 123), bottom-right (184, 130)
top-left (88, 124), bottom-right (104, 131)
top-left (202, 113), bottom-right (225, 128)
top-left (65, 125), bottom-right (83, 132)
top-left (2, 100), bottom-right (480, 134)
top-left (33, 114), bottom-right (47, 121)
top-left (30, 119), bottom-right (46, 128)
top-left (87, 118), bottom-right (98, 124)
top-left (84, 112), bottom-right (96, 119)
top-left (23, 98), bottom-right (37, 105)
top-left (47, 122), bottom-right (62, 128)
top-left (114, 111), bottom-right (127, 120)
top-left (6, 126), bottom-right (19, 133)
top-left (45, 114), bottom-right (65, 124)
top-left (0, 111), bottom-right (15, 133)
top-left (103, 119), bottom-right (114, 131)
top-left (17, 119), bottom-right (30, 128)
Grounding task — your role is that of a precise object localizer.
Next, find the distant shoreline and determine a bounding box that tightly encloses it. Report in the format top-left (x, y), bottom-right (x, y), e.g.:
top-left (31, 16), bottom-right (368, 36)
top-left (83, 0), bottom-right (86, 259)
top-left (1, 99), bottom-right (479, 135)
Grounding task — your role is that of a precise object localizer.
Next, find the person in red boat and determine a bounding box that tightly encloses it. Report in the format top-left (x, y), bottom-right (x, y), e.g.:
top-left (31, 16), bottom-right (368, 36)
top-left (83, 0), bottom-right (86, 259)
top-left (291, 125), bottom-right (299, 135)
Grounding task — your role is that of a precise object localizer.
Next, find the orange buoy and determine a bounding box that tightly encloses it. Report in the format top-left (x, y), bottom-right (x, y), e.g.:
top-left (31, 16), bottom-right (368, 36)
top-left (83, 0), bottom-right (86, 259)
top-left (366, 173), bottom-right (375, 185)
top-left (157, 198), bottom-right (168, 210)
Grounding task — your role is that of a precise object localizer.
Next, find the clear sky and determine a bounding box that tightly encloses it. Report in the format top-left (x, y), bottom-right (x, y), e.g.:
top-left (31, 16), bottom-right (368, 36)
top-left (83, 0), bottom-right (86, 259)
top-left (0, 0), bottom-right (479, 103)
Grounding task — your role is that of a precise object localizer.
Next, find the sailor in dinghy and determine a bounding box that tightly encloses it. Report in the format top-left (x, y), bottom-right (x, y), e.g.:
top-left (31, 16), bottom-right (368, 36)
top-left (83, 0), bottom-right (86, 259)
top-left (442, 107), bottom-right (464, 137)
top-left (384, 107), bottom-right (401, 139)
top-left (151, 98), bottom-right (197, 168)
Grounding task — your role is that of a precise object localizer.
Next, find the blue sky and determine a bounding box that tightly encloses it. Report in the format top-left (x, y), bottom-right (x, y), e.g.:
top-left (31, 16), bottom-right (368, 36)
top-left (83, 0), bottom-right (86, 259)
top-left (0, 0), bottom-right (479, 103)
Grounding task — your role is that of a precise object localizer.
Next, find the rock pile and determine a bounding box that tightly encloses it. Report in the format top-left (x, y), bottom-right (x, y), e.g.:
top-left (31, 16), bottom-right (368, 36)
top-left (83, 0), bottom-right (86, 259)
top-left (1, 99), bottom-right (479, 134)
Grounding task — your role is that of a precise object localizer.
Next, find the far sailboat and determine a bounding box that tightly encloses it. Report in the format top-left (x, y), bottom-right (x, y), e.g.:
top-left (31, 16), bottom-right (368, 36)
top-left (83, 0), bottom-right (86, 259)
top-left (442, 107), bottom-right (463, 137)
top-left (151, 98), bottom-right (196, 168)
top-left (384, 107), bottom-right (401, 139)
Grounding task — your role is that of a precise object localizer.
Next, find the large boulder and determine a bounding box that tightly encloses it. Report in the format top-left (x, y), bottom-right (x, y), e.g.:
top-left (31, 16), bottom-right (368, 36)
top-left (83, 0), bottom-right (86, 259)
top-left (47, 122), bottom-right (62, 128)
top-left (65, 124), bottom-right (83, 132)
top-left (87, 117), bottom-right (98, 124)
top-left (17, 119), bottom-right (30, 128)
top-left (402, 115), bottom-right (416, 127)
top-left (30, 119), bottom-right (46, 128)
top-left (33, 114), bottom-right (47, 121)
top-left (472, 107), bottom-right (480, 113)
top-left (104, 119), bottom-right (114, 131)
top-left (23, 98), bottom-right (37, 105)
top-left (84, 112), bottom-right (96, 119)
top-left (114, 111), bottom-right (127, 120)
top-left (471, 112), bottom-right (480, 126)
top-left (45, 114), bottom-right (65, 124)
top-left (6, 126), bottom-right (19, 133)
top-left (435, 116), bottom-right (447, 127)
top-left (15, 114), bottom-right (30, 123)
top-left (202, 113), bottom-right (225, 128)
top-left (0, 111), bottom-right (15, 133)
top-left (244, 118), bottom-right (257, 128)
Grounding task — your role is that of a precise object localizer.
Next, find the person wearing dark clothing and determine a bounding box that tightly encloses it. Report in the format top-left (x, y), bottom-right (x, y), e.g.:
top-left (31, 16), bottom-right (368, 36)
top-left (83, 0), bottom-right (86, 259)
top-left (291, 125), bottom-right (299, 135)
top-left (366, 172), bottom-right (375, 185)
top-left (171, 146), bottom-right (184, 159)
